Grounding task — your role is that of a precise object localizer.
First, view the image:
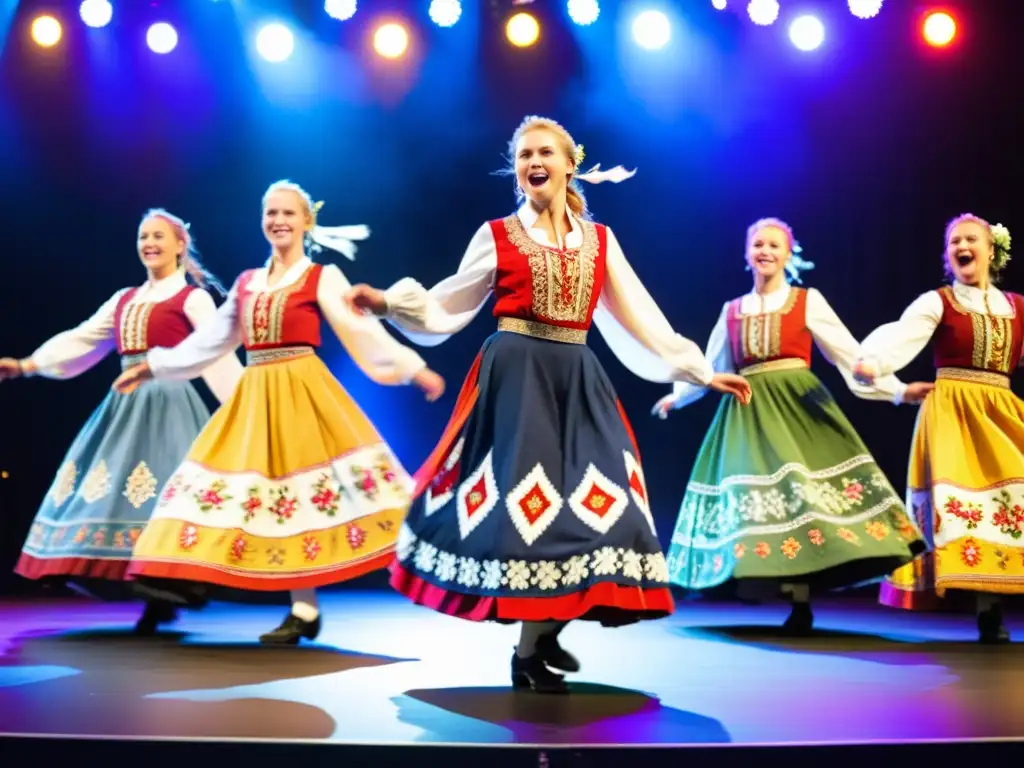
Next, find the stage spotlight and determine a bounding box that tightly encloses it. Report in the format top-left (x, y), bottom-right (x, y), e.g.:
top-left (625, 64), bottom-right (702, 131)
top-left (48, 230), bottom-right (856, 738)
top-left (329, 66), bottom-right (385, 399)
top-left (631, 10), bottom-right (670, 50)
top-left (923, 11), bottom-right (955, 46)
top-left (747, 0), bottom-right (779, 26)
top-left (712, 0), bottom-right (727, 10)
top-left (848, 0), bottom-right (883, 19)
top-left (256, 23), bottom-right (294, 62)
top-left (31, 15), bottom-right (62, 47)
top-left (429, 0), bottom-right (461, 27)
top-left (79, 0), bottom-right (112, 28)
top-left (373, 22), bottom-right (408, 58)
top-left (147, 22), bottom-right (178, 54)
top-left (789, 15), bottom-right (824, 50)
top-left (567, 0), bottom-right (600, 26)
top-left (324, 0), bottom-right (356, 21)
top-left (506, 12), bottom-right (539, 47)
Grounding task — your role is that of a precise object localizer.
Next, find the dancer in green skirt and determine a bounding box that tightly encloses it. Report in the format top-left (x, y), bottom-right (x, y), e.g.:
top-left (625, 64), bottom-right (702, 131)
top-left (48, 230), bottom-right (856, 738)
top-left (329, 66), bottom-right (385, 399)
top-left (652, 218), bottom-right (932, 633)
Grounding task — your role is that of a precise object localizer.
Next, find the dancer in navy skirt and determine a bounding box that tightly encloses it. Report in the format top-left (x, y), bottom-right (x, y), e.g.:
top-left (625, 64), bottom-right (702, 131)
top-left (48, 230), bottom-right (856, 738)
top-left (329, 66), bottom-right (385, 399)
top-left (346, 116), bottom-right (751, 693)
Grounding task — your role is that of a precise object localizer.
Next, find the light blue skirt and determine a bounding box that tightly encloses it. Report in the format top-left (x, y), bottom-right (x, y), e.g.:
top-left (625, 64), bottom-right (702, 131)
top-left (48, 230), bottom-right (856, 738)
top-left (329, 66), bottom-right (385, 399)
top-left (16, 372), bottom-right (210, 582)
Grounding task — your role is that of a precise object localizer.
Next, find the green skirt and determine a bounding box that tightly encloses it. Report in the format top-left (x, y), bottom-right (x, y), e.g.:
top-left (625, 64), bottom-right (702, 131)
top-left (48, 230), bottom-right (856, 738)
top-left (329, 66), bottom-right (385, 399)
top-left (665, 366), bottom-right (926, 592)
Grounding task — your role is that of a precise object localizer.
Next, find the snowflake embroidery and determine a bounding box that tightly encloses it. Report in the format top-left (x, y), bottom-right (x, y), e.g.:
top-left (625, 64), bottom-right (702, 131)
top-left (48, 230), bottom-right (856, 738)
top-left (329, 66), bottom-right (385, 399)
top-left (562, 554), bottom-right (590, 586)
top-left (481, 560), bottom-right (503, 589)
top-left (414, 541), bottom-right (438, 573)
top-left (592, 547), bottom-right (620, 576)
top-left (457, 557), bottom-right (481, 587)
top-left (621, 550), bottom-right (644, 581)
top-left (532, 561), bottom-right (561, 590)
top-left (504, 560), bottom-right (530, 590)
top-left (435, 552), bottom-right (458, 582)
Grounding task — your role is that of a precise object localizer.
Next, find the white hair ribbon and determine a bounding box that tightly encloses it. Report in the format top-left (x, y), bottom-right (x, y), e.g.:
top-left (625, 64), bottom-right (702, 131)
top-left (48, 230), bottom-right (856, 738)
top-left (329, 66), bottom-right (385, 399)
top-left (574, 163), bottom-right (637, 185)
top-left (308, 224), bottom-right (371, 261)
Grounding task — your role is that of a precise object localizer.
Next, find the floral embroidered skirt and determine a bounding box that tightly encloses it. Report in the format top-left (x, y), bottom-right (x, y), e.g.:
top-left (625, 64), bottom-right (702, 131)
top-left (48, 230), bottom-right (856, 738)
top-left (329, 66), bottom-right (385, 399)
top-left (127, 350), bottom-right (411, 591)
top-left (880, 375), bottom-right (1024, 609)
top-left (665, 364), bottom-right (925, 593)
top-left (16, 377), bottom-right (211, 582)
top-left (389, 329), bottom-right (674, 627)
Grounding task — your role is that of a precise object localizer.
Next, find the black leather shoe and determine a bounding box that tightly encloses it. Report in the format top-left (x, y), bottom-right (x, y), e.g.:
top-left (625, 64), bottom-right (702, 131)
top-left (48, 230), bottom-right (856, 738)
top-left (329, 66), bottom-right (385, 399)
top-left (511, 651), bottom-right (568, 694)
top-left (978, 605), bottom-right (1010, 645)
top-left (782, 602), bottom-right (814, 636)
top-left (134, 600), bottom-right (178, 636)
top-left (536, 632), bottom-right (580, 672)
top-left (259, 613), bottom-right (321, 645)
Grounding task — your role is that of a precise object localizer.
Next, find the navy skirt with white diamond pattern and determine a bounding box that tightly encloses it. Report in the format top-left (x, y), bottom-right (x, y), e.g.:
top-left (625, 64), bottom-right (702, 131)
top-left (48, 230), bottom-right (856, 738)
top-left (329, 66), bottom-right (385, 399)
top-left (389, 329), bottom-right (674, 626)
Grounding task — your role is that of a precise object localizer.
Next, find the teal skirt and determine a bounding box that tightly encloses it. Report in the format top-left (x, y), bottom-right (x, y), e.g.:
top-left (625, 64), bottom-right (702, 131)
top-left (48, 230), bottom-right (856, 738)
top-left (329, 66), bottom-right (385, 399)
top-left (665, 364), bottom-right (925, 592)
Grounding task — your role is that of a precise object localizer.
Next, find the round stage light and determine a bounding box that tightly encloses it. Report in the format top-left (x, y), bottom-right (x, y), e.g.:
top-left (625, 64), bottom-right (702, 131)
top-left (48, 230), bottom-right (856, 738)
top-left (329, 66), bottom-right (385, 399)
top-left (429, 0), bottom-right (462, 28)
top-left (374, 22), bottom-right (409, 59)
top-left (506, 12), bottom-right (539, 47)
top-left (712, 0), bottom-right (728, 10)
top-left (747, 0), bottom-right (779, 26)
top-left (324, 0), bottom-right (357, 22)
top-left (31, 15), bottom-right (62, 47)
top-left (147, 22), bottom-right (178, 54)
top-left (848, 0), bottom-right (883, 19)
top-left (567, 0), bottom-right (600, 26)
top-left (79, 0), bottom-right (112, 28)
top-left (923, 11), bottom-right (956, 46)
top-left (789, 15), bottom-right (824, 51)
top-left (256, 23), bottom-right (295, 62)
top-left (631, 10), bottom-right (670, 51)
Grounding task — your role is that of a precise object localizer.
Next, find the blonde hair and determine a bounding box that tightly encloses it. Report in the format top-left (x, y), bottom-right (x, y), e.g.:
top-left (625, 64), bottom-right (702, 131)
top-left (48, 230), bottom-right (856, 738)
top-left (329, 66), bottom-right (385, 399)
top-left (745, 217), bottom-right (814, 284)
top-left (141, 209), bottom-right (226, 296)
top-left (262, 179), bottom-right (369, 261)
top-left (504, 115), bottom-right (590, 220)
top-left (943, 212), bottom-right (1007, 283)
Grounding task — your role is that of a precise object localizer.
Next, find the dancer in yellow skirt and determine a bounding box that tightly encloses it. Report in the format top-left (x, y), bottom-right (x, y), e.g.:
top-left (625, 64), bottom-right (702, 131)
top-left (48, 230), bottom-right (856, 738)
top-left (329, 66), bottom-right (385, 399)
top-left (855, 214), bottom-right (1023, 643)
top-left (114, 180), bottom-right (445, 644)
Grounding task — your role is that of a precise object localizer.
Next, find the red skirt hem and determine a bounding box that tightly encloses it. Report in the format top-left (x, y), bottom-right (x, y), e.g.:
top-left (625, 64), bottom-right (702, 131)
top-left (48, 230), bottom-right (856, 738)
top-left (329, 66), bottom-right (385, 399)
top-left (126, 550), bottom-right (394, 592)
top-left (15, 554), bottom-right (131, 581)
top-left (389, 561), bottom-right (674, 624)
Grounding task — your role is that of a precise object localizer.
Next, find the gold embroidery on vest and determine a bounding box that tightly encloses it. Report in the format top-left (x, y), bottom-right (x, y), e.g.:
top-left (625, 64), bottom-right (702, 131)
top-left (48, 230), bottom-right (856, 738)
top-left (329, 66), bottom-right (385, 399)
top-left (502, 216), bottom-right (598, 325)
top-left (243, 265), bottom-right (314, 346)
top-left (119, 301), bottom-right (155, 352)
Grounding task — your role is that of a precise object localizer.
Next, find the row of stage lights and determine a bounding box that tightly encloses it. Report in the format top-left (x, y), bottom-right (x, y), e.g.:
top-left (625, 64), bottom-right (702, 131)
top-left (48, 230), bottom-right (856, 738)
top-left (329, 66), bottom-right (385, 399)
top-left (27, 0), bottom-right (959, 60)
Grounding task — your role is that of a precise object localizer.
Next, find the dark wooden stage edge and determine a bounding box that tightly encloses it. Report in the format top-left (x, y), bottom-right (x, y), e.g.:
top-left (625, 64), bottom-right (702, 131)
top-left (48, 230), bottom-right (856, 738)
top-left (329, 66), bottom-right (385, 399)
top-left (2, 590), bottom-right (1024, 765)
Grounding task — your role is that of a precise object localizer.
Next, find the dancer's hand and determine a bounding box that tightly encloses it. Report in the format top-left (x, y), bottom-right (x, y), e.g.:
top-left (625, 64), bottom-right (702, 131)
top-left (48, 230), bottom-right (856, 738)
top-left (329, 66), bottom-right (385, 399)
top-left (709, 373), bottom-right (752, 405)
top-left (901, 381), bottom-right (934, 405)
top-left (853, 360), bottom-right (878, 385)
top-left (0, 358), bottom-right (24, 382)
top-left (413, 368), bottom-right (445, 402)
top-left (112, 362), bottom-right (153, 394)
top-left (346, 284), bottom-right (389, 317)
top-left (651, 393), bottom-right (680, 420)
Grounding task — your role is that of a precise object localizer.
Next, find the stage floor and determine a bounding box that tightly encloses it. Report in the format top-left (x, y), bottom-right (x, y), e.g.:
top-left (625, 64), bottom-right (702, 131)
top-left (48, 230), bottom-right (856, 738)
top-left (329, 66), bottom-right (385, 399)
top-left (0, 590), bottom-right (1021, 747)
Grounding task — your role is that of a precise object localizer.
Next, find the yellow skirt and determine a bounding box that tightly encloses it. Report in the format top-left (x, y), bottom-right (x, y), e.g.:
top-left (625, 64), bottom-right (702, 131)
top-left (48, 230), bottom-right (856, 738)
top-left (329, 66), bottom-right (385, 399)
top-left (128, 351), bottom-right (412, 590)
top-left (881, 371), bottom-right (1024, 609)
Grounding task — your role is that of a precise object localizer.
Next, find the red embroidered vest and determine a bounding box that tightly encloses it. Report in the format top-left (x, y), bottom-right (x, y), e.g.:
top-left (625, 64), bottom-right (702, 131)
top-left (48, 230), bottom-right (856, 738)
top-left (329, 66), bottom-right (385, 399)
top-left (236, 263), bottom-right (324, 351)
top-left (489, 215), bottom-right (608, 332)
top-left (114, 285), bottom-right (196, 355)
top-left (726, 287), bottom-right (813, 369)
top-left (933, 286), bottom-right (1024, 374)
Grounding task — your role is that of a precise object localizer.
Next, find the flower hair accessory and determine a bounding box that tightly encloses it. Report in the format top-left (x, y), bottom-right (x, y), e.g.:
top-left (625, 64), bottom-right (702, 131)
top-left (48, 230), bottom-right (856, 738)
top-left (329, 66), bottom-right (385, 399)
top-left (574, 144), bottom-right (585, 166)
top-left (305, 200), bottom-right (371, 261)
top-left (991, 223), bottom-right (1011, 270)
top-left (785, 242), bottom-right (815, 284)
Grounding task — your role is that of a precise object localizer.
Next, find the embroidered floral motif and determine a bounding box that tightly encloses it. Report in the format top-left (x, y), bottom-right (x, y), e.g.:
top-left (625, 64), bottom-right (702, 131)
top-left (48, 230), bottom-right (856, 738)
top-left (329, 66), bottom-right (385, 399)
top-left (123, 461), bottom-right (158, 509)
top-left (179, 524), bottom-right (199, 550)
top-left (808, 528), bottom-right (824, 546)
top-left (780, 537), bottom-right (801, 559)
top-left (865, 521), bottom-right (889, 541)
top-left (346, 523), bottom-right (367, 550)
top-left (836, 527), bottom-right (860, 545)
top-left (352, 465), bottom-right (379, 500)
top-left (311, 474), bottom-right (341, 516)
top-left (960, 538), bottom-right (982, 567)
top-left (944, 496), bottom-right (983, 529)
top-left (81, 460), bottom-right (112, 503)
top-left (992, 489), bottom-right (1024, 539)
top-left (302, 535), bottom-right (321, 561)
top-left (754, 542), bottom-right (771, 558)
top-left (195, 479), bottom-right (231, 512)
top-left (50, 461), bottom-right (77, 506)
top-left (242, 487), bottom-right (263, 522)
top-left (229, 534), bottom-right (247, 561)
top-left (270, 487), bottom-right (298, 524)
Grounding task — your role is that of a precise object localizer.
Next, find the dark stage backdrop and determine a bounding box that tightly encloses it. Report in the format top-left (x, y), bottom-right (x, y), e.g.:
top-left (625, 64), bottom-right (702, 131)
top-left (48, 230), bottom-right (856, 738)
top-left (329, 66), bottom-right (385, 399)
top-left (0, 0), bottom-right (1020, 597)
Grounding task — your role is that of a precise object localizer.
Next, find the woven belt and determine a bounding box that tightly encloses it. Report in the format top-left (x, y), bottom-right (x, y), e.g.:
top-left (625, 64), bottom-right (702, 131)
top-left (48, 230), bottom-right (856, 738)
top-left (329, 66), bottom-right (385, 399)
top-left (738, 358), bottom-right (809, 376)
top-left (497, 317), bottom-right (587, 345)
top-left (937, 366), bottom-right (1011, 389)
top-left (120, 353), bottom-right (147, 370)
top-left (246, 346), bottom-right (315, 365)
